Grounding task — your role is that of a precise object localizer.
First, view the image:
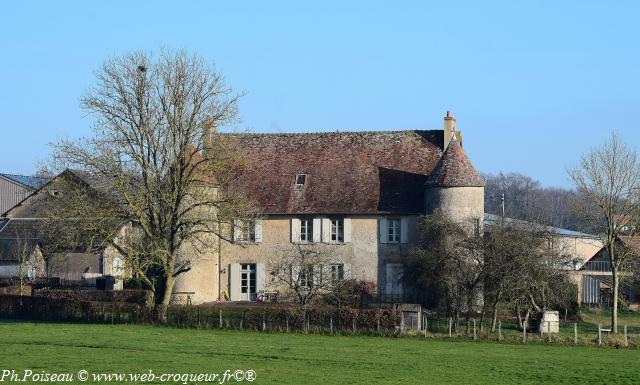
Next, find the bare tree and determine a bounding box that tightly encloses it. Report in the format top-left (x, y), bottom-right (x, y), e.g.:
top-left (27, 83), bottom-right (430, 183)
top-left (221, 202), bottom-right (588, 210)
top-left (269, 244), bottom-right (344, 308)
top-left (568, 132), bottom-right (640, 333)
top-left (44, 49), bottom-right (254, 320)
top-left (12, 231), bottom-right (43, 295)
top-left (408, 215), bottom-right (484, 331)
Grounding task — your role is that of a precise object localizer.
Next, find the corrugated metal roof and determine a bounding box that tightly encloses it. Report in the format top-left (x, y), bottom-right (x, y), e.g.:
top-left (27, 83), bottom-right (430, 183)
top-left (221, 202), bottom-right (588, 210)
top-left (0, 173), bottom-right (48, 189)
top-left (484, 213), bottom-right (598, 239)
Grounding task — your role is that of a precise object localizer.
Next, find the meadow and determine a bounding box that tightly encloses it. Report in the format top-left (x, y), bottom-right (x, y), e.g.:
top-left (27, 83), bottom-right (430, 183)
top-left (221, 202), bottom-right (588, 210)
top-left (1, 321), bottom-right (639, 385)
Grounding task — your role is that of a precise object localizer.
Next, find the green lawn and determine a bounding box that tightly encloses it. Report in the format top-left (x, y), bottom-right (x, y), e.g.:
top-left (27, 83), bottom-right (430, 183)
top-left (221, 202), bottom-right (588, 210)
top-left (1, 322), bottom-right (639, 384)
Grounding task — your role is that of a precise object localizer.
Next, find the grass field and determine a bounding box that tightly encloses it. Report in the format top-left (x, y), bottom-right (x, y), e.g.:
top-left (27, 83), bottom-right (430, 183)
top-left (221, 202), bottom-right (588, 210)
top-left (1, 321), bottom-right (639, 384)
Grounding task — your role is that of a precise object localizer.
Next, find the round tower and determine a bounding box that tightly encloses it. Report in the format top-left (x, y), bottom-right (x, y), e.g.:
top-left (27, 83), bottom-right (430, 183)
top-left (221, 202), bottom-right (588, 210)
top-left (425, 135), bottom-right (484, 231)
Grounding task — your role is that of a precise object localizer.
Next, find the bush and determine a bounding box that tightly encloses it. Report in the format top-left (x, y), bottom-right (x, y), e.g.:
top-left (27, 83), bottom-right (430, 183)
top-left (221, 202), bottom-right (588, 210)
top-left (33, 289), bottom-right (153, 305)
top-left (323, 280), bottom-right (376, 307)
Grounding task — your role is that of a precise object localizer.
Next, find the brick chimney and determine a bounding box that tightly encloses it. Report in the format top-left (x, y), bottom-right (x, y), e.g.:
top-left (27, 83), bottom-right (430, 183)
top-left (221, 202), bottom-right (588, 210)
top-left (443, 111), bottom-right (461, 150)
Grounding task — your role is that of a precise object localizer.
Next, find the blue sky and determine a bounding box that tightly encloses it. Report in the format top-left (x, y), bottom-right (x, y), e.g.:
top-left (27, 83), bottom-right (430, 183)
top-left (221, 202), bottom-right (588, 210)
top-left (1, 1), bottom-right (639, 188)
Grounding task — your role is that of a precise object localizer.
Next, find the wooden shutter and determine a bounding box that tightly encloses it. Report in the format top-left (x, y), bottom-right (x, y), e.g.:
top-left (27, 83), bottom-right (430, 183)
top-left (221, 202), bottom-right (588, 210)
top-left (229, 263), bottom-right (241, 301)
top-left (343, 263), bottom-right (352, 279)
top-left (312, 218), bottom-right (322, 243)
top-left (343, 218), bottom-right (352, 243)
top-left (290, 264), bottom-right (300, 287)
top-left (256, 263), bottom-right (266, 293)
top-left (313, 264), bottom-right (322, 287)
top-left (400, 217), bottom-right (408, 244)
top-left (291, 218), bottom-right (301, 243)
top-left (254, 219), bottom-right (263, 243)
top-left (321, 218), bottom-right (331, 243)
top-left (233, 219), bottom-right (242, 242)
top-left (379, 218), bottom-right (388, 244)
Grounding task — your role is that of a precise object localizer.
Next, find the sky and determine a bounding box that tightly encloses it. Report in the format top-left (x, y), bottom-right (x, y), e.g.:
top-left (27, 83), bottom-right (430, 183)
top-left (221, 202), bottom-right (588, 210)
top-left (1, 1), bottom-right (639, 188)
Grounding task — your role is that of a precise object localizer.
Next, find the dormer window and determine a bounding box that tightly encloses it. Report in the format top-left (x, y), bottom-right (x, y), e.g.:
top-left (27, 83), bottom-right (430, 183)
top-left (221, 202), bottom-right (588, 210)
top-left (294, 173), bottom-right (306, 190)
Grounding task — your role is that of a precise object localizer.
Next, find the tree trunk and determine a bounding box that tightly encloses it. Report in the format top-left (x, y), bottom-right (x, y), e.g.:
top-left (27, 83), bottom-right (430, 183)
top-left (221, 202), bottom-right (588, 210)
top-left (490, 289), bottom-right (502, 332)
top-left (158, 274), bottom-right (175, 324)
top-left (612, 269), bottom-right (619, 334)
top-left (516, 303), bottom-right (523, 329)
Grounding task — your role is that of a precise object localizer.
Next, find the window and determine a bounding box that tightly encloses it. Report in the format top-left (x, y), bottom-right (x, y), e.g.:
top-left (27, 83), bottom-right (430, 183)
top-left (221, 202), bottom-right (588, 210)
top-left (294, 173), bottom-right (306, 190)
top-left (387, 218), bottom-right (401, 243)
top-left (330, 264), bottom-right (344, 282)
top-left (299, 265), bottom-right (314, 289)
top-left (236, 220), bottom-right (256, 242)
top-left (331, 219), bottom-right (344, 243)
top-left (240, 263), bottom-right (257, 300)
top-left (300, 219), bottom-right (313, 242)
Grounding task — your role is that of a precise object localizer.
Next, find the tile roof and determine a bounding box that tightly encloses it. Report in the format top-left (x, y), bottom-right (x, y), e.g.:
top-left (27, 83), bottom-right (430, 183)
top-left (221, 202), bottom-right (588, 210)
top-left (231, 130), bottom-right (444, 214)
top-left (425, 138), bottom-right (484, 187)
top-left (0, 173), bottom-right (48, 189)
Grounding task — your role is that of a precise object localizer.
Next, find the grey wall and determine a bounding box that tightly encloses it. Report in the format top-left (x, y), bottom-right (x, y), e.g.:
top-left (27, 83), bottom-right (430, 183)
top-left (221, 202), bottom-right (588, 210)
top-left (0, 177), bottom-right (32, 215)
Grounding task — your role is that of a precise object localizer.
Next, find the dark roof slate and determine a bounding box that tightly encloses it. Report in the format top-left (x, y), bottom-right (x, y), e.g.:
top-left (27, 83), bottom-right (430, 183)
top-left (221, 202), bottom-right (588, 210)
top-left (425, 139), bottom-right (484, 187)
top-left (232, 130), bottom-right (444, 214)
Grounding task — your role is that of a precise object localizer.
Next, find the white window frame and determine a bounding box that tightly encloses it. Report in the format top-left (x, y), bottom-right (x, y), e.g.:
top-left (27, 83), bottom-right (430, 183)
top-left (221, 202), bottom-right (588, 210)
top-left (299, 265), bottom-right (314, 289)
top-left (240, 263), bottom-right (257, 301)
top-left (294, 173), bottom-right (306, 190)
top-left (300, 218), bottom-right (313, 243)
top-left (242, 221), bottom-right (256, 242)
top-left (387, 218), bottom-right (401, 243)
top-left (330, 218), bottom-right (344, 243)
top-left (330, 263), bottom-right (344, 282)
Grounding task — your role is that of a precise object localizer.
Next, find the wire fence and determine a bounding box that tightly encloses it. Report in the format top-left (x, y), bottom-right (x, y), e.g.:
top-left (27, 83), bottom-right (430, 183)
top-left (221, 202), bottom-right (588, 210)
top-left (1, 295), bottom-right (639, 348)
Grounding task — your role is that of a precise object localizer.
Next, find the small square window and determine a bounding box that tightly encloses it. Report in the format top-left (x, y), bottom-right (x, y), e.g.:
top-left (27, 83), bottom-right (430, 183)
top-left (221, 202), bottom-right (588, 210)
top-left (294, 173), bottom-right (306, 190)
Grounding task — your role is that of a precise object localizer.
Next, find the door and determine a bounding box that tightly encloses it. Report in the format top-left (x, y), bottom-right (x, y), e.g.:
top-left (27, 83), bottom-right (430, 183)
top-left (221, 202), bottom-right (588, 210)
top-left (385, 263), bottom-right (404, 299)
top-left (240, 263), bottom-right (257, 301)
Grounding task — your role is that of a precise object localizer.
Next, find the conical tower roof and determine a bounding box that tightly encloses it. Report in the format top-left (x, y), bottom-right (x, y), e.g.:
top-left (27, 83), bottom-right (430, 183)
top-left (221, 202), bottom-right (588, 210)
top-left (426, 138), bottom-right (484, 187)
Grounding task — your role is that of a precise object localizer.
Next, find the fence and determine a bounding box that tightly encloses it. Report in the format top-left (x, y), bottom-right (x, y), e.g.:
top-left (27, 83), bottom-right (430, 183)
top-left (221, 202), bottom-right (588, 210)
top-left (0, 295), bottom-right (401, 335)
top-left (1, 295), bottom-right (639, 348)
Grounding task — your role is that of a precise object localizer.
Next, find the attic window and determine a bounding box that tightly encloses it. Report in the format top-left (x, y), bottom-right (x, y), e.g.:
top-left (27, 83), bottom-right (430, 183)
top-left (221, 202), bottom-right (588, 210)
top-left (294, 173), bottom-right (306, 190)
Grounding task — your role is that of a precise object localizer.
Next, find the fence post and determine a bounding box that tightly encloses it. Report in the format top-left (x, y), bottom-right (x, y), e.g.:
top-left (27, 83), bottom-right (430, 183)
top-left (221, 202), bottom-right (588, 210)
top-left (498, 321), bottom-right (502, 341)
top-left (598, 324), bottom-right (602, 345)
top-left (574, 322), bottom-right (577, 345)
top-left (197, 308), bottom-right (201, 329)
top-left (262, 314), bottom-right (266, 332)
top-left (377, 317), bottom-right (380, 333)
top-left (111, 304), bottom-right (114, 325)
top-left (448, 318), bottom-right (452, 337)
top-left (424, 316), bottom-right (428, 338)
top-left (547, 321), bottom-right (551, 343)
top-left (473, 319), bottom-right (477, 340)
top-left (219, 310), bottom-right (222, 329)
top-left (624, 325), bottom-right (628, 347)
top-left (240, 312), bottom-right (244, 330)
top-left (352, 317), bottom-right (357, 333)
top-left (330, 317), bottom-right (333, 334)
top-left (523, 322), bottom-right (527, 343)
top-left (286, 316), bottom-right (289, 333)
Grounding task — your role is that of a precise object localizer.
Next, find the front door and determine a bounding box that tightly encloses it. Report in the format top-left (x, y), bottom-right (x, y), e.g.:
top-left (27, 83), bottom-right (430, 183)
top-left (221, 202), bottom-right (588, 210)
top-left (240, 263), bottom-right (257, 301)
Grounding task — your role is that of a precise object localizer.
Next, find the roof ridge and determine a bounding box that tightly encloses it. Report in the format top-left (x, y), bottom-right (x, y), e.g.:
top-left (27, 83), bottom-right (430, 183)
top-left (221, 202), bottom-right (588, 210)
top-left (226, 129), bottom-right (442, 136)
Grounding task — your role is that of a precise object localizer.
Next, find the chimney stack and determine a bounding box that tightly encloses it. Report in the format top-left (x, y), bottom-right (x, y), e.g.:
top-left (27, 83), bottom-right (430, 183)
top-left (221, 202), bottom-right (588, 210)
top-left (443, 111), bottom-right (459, 150)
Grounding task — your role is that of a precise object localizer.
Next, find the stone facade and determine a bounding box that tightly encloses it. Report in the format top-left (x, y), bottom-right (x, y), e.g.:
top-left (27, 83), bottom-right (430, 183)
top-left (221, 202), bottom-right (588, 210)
top-left (170, 112), bottom-right (486, 304)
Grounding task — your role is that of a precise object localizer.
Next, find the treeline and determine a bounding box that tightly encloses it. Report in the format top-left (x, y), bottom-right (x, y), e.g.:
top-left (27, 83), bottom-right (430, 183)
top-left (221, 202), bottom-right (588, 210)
top-left (483, 172), bottom-right (598, 233)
